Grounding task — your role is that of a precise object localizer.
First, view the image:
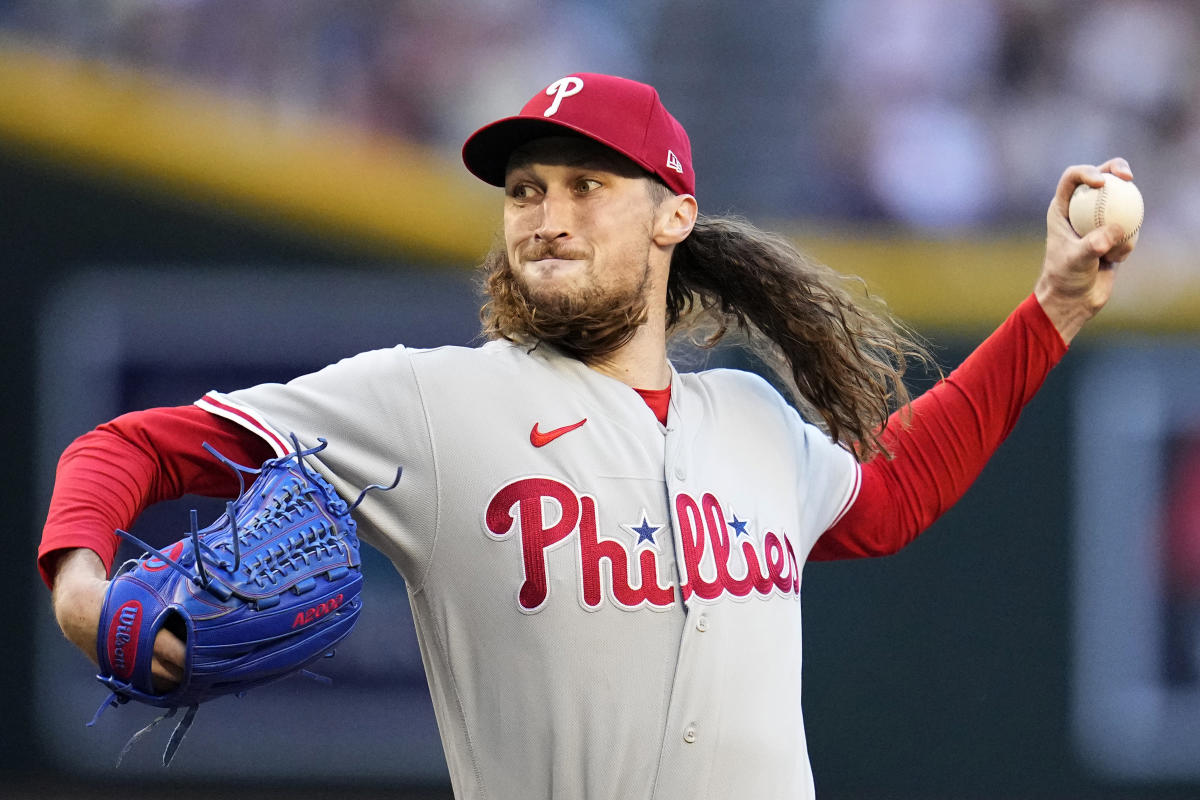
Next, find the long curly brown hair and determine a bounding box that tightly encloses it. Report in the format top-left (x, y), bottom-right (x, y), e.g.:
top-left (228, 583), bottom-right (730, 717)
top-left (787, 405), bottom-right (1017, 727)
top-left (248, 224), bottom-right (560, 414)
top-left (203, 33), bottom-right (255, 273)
top-left (480, 201), bottom-right (933, 461)
top-left (663, 213), bottom-right (934, 460)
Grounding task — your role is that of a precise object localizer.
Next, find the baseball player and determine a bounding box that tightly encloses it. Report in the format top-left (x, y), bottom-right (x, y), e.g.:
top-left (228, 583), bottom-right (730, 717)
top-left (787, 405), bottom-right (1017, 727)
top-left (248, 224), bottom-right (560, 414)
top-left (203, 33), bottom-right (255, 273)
top-left (41, 73), bottom-right (1137, 798)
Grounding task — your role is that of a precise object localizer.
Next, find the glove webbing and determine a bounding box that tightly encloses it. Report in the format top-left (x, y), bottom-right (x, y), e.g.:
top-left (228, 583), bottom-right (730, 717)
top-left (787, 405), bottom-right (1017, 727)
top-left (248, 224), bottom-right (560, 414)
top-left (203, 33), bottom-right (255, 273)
top-left (89, 436), bottom-right (400, 767)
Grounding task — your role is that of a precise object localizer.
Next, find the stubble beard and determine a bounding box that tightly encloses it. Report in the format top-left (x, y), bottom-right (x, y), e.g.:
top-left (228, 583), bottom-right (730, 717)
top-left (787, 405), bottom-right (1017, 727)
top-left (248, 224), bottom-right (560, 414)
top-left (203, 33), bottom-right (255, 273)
top-left (479, 239), bottom-right (652, 363)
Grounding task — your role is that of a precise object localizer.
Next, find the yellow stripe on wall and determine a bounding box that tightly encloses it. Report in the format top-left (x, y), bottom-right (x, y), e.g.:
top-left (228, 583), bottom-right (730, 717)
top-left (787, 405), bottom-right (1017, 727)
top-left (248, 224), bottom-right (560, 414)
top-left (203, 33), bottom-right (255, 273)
top-left (0, 35), bottom-right (499, 262)
top-left (789, 227), bottom-right (1046, 332)
top-left (791, 226), bottom-right (1200, 334)
top-left (1, 35), bottom-right (1195, 332)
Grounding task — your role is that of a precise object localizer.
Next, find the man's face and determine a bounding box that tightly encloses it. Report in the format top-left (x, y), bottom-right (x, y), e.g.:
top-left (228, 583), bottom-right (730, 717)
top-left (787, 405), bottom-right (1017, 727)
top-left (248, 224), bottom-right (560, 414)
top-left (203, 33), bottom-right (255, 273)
top-left (503, 136), bottom-right (662, 314)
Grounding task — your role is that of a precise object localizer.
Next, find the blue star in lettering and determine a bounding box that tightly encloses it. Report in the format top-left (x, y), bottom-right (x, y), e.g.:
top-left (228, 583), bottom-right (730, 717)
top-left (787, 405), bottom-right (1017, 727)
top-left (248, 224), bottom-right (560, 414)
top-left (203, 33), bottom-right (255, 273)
top-left (631, 516), bottom-right (660, 546)
top-left (728, 514), bottom-right (750, 538)
top-left (622, 511), bottom-right (663, 550)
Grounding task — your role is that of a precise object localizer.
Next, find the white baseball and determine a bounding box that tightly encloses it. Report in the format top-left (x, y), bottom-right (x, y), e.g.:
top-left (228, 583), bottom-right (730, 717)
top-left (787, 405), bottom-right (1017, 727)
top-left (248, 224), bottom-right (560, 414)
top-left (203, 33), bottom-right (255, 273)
top-left (1068, 173), bottom-right (1143, 246)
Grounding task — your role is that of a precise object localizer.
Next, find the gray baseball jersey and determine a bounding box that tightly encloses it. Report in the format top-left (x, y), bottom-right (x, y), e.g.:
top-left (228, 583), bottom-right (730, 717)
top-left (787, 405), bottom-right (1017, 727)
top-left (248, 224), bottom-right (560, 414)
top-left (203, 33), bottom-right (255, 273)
top-left (197, 338), bottom-right (860, 799)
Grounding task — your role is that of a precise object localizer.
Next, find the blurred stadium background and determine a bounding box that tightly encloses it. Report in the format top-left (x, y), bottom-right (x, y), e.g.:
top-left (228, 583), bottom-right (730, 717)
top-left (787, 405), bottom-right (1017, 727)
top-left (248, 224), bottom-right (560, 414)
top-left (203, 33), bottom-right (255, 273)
top-left (5, 1), bottom-right (1200, 798)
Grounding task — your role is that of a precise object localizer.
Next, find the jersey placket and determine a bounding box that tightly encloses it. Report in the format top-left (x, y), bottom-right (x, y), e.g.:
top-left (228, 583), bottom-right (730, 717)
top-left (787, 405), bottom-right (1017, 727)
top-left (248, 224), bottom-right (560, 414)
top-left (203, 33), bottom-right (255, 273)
top-left (651, 384), bottom-right (719, 799)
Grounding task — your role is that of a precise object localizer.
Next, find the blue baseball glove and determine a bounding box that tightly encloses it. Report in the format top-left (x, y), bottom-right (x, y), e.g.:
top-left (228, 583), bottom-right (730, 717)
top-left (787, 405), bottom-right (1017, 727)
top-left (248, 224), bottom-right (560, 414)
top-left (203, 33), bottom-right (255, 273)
top-left (90, 437), bottom-right (397, 765)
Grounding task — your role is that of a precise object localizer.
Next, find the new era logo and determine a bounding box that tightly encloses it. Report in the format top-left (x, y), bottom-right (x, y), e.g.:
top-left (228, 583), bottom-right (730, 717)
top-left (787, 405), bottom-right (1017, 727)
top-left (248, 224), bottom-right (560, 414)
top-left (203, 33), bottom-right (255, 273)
top-left (666, 150), bottom-right (683, 174)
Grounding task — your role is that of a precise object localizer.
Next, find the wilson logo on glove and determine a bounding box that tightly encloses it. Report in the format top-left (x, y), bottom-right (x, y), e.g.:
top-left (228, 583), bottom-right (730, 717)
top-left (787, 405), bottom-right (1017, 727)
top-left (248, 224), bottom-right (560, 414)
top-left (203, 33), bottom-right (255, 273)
top-left (107, 600), bottom-right (143, 680)
top-left (88, 435), bottom-right (401, 767)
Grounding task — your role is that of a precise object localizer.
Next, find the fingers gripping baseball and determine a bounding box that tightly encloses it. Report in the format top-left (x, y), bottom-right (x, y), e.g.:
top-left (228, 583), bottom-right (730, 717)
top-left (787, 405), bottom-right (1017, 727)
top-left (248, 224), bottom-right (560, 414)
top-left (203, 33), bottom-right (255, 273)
top-left (1036, 158), bottom-right (1140, 344)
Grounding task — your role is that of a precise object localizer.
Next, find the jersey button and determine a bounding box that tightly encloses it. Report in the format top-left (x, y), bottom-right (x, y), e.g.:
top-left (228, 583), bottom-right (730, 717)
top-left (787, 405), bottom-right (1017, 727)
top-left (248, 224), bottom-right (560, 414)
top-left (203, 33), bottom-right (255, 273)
top-left (683, 725), bottom-right (698, 744)
top-left (675, 465), bottom-right (687, 480)
top-left (696, 615), bottom-right (708, 632)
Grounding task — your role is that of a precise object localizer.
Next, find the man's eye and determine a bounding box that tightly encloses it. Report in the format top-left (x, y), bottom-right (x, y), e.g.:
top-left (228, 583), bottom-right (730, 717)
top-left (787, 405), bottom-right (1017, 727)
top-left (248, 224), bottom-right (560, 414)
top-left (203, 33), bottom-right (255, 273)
top-left (508, 184), bottom-right (534, 200)
top-left (575, 179), bottom-right (601, 194)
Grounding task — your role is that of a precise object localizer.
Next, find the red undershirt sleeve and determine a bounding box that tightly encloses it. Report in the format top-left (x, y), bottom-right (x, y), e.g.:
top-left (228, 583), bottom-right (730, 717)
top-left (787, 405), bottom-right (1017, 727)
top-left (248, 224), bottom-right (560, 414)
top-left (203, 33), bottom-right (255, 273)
top-left (37, 405), bottom-right (275, 589)
top-left (810, 292), bottom-right (1069, 560)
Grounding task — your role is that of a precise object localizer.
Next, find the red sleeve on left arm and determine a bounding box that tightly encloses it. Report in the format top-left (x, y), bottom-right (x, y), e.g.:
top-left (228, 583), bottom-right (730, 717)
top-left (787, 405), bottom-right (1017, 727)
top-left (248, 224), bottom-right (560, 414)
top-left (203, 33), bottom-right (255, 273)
top-left (811, 293), bottom-right (1068, 560)
top-left (37, 405), bottom-right (274, 589)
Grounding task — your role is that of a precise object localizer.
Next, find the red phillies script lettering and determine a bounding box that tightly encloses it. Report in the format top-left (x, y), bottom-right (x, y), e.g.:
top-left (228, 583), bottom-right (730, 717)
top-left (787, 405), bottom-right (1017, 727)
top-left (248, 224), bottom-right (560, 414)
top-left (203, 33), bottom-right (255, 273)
top-left (108, 600), bottom-right (143, 679)
top-left (578, 496), bottom-right (674, 610)
top-left (485, 478), bottom-right (799, 612)
top-left (676, 492), bottom-right (798, 602)
top-left (486, 478), bottom-right (674, 612)
top-left (486, 478), bottom-right (581, 611)
top-left (291, 593), bottom-right (345, 628)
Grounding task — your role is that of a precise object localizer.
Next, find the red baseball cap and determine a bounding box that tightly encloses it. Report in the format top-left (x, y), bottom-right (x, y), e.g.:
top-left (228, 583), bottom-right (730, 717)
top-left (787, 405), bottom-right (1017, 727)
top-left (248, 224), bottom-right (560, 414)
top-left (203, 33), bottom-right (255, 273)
top-left (462, 73), bottom-right (695, 196)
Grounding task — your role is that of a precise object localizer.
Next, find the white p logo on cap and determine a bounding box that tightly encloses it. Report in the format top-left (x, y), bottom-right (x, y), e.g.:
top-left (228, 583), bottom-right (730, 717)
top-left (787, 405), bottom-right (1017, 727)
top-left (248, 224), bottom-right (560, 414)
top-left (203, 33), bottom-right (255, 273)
top-left (544, 76), bottom-right (584, 117)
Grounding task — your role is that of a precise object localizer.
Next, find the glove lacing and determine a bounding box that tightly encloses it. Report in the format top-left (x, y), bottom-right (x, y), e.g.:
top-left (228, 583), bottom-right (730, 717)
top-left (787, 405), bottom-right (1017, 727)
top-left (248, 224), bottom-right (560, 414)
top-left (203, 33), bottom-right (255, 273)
top-left (89, 435), bottom-right (400, 766)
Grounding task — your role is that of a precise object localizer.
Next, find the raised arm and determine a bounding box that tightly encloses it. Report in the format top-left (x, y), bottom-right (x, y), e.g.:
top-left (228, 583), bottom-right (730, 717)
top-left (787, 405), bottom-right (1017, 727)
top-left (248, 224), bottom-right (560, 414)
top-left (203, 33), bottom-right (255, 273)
top-left (1035, 158), bottom-right (1137, 344)
top-left (814, 159), bottom-right (1138, 559)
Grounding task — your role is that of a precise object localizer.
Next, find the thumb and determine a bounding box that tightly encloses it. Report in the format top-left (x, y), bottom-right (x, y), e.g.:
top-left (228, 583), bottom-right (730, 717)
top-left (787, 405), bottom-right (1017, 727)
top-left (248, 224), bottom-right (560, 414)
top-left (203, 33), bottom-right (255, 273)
top-left (151, 627), bottom-right (187, 692)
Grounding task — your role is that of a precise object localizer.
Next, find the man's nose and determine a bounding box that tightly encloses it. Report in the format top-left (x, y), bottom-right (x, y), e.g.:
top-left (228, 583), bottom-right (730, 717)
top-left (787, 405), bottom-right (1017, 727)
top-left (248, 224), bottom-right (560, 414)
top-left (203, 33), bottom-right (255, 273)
top-left (534, 189), bottom-right (571, 241)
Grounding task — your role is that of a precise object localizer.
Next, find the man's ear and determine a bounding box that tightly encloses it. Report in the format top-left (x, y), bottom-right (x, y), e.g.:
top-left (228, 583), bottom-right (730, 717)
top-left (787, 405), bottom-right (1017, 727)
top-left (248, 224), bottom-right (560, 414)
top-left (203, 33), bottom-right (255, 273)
top-left (653, 194), bottom-right (697, 246)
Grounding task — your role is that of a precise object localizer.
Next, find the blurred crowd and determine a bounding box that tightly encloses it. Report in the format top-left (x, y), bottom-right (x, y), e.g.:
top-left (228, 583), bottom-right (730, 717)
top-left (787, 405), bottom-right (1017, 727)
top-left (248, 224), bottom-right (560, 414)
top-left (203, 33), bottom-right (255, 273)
top-left (3, 0), bottom-right (1199, 242)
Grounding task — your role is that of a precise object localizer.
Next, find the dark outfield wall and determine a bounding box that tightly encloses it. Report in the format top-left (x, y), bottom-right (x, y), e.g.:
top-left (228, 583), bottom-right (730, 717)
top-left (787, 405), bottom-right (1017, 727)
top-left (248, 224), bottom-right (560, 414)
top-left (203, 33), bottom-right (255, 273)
top-left (4, 144), bottom-right (1196, 800)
